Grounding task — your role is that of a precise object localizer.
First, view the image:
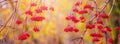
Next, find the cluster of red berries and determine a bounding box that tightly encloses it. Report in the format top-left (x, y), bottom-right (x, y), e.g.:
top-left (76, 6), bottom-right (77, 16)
top-left (64, 1), bottom-right (120, 43)
top-left (17, 2), bottom-right (55, 40)
top-left (18, 33), bottom-right (30, 40)
top-left (64, 26), bottom-right (79, 32)
top-left (64, 1), bottom-right (94, 33)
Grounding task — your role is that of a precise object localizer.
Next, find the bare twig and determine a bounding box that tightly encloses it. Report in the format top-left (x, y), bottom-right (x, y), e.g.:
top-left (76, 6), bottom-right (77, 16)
top-left (0, 0), bottom-right (19, 32)
top-left (108, 0), bottom-right (115, 16)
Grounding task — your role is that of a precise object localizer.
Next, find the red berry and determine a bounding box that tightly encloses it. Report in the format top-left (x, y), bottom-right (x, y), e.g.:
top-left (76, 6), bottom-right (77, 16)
top-left (86, 24), bottom-right (95, 29)
top-left (33, 26), bottom-right (40, 32)
top-left (64, 27), bottom-right (69, 32)
top-left (108, 38), bottom-right (114, 43)
top-left (35, 8), bottom-right (42, 13)
top-left (66, 16), bottom-right (72, 20)
top-left (18, 33), bottom-right (30, 40)
top-left (94, 13), bottom-right (99, 17)
top-left (72, 8), bottom-right (79, 12)
top-left (49, 7), bottom-right (54, 11)
top-left (64, 26), bottom-right (74, 32)
top-left (78, 10), bottom-right (88, 14)
top-left (95, 33), bottom-right (103, 37)
top-left (100, 13), bottom-right (108, 19)
top-left (100, 29), bottom-right (107, 33)
top-left (92, 37), bottom-right (100, 42)
top-left (40, 6), bottom-right (48, 10)
top-left (25, 10), bottom-right (33, 16)
top-left (30, 3), bottom-right (37, 7)
top-left (84, 4), bottom-right (93, 10)
top-left (72, 19), bottom-right (79, 23)
top-left (79, 16), bottom-right (86, 23)
top-left (31, 16), bottom-right (45, 21)
top-left (64, 26), bottom-right (79, 32)
top-left (97, 25), bottom-right (104, 30)
top-left (96, 20), bottom-right (103, 25)
top-left (67, 26), bottom-right (74, 32)
top-left (118, 34), bottom-right (120, 38)
top-left (105, 27), bottom-right (112, 32)
top-left (73, 28), bottom-right (79, 32)
top-left (115, 26), bottom-right (120, 30)
top-left (90, 33), bottom-right (103, 37)
top-left (90, 33), bottom-right (96, 37)
top-left (16, 19), bottom-right (22, 25)
top-left (74, 1), bottom-right (81, 6)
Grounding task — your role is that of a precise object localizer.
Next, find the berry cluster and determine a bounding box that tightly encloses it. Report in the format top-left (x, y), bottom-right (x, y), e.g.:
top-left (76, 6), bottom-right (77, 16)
top-left (16, 2), bottom-right (55, 40)
top-left (64, 1), bottom-right (118, 43)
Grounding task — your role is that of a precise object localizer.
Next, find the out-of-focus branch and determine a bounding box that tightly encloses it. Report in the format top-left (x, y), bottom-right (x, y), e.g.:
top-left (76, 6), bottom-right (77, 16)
top-left (0, 0), bottom-right (19, 32)
top-left (108, 0), bottom-right (115, 16)
top-left (0, 0), bottom-right (6, 3)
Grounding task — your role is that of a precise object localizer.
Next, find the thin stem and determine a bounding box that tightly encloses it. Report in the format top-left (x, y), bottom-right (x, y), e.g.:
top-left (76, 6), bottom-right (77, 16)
top-left (108, 0), bottom-right (115, 16)
top-left (0, 0), bottom-right (19, 32)
top-left (88, 0), bottom-right (110, 22)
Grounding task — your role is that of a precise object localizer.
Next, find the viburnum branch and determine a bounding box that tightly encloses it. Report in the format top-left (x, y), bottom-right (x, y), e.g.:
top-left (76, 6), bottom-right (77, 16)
top-left (93, 0), bottom-right (98, 12)
top-left (89, 0), bottom-right (110, 22)
top-left (72, 0), bottom-right (111, 42)
top-left (108, 0), bottom-right (115, 16)
top-left (0, 0), bottom-right (19, 32)
top-left (0, 25), bottom-right (16, 29)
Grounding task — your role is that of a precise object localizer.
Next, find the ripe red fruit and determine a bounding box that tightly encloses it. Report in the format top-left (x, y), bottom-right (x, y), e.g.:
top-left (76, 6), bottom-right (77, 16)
top-left (73, 28), bottom-right (79, 32)
top-left (100, 13), bottom-right (108, 19)
top-left (105, 27), bottom-right (112, 32)
top-left (16, 19), bottom-right (22, 25)
top-left (94, 13), bottom-right (99, 17)
top-left (35, 8), bottom-right (42, 13)
top-left (40, 6), bottom-right (48, 10)
top-left (49, 7), bottom-right (54, 11)
top-left (90, 33), bottom-right (103, 37)
top-left (33, 26), bottom-right (40, 32)
top-left (96, 20), bottom-right (103, 25)
top-left (86, 24), bottom-right (95, 29)
top-left (115, 26), bottom-right (120, 30)
top-left (92, 37), bottom-right (100, 42)
top-left (25, 10), bottom-right (33, 16)
top-left (97, 25), bottom-right (104, 30)
top-left (66, 16), bottom-right (72, 20)
top-left (30, 3), bottom-right (37, 7)
top-left (74, 1), bottom-right (81, 6)
top-left (64, 26), bottom-right (79, 32)
top-left (31, 16), bottom-right (45, 21)
top-left (72, 8), bottom-right (79, 12)
top-left (66, 15), bottom-right (75, 20)
top-left (78, 10), bottom-right (88, 14)
top-left (90, 33), bottom-right (96, 37)
top-left (118, 34), bottom-right (120, 38)
top-left (100, 29), bottom-right (107, 33)
top-left (84, 4), bottom-right (93, 10)
top-left (72, 19), bottom-right (79, 23)
top-left (18, 33), bottom-right (30, 40)
top-left (95, 33), bottom-right (103, 37)
top-left (64, 26), bottom-right (74, 32)
top-left (79, 16), bottom-right (86, 23)
top-left (66, 15), bottom-right (79, 23)
top-left (108, 38), bottom-right (114, 43)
